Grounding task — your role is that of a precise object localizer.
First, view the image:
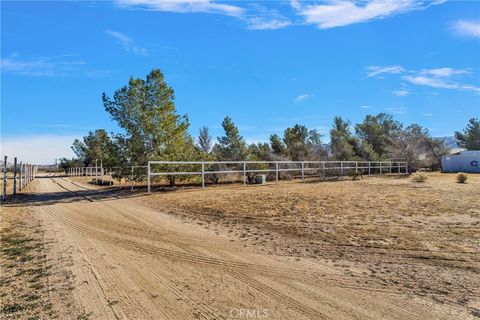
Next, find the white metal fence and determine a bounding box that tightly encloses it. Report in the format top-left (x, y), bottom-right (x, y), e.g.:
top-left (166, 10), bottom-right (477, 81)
top-left (67, 166), bottom-right (103, 177)
top-left (147, 160), bottom-right (408, 192)
top-left (67, 165), bottom-right (149, 190)
top-left (2, 155), bottom-right (38, 201)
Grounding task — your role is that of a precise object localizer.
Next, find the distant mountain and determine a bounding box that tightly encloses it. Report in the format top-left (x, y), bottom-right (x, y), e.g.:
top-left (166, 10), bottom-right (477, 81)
top-left (439, 136), bottom-right (462, 153)
top-left (440, 136), bottom-right (458, 149)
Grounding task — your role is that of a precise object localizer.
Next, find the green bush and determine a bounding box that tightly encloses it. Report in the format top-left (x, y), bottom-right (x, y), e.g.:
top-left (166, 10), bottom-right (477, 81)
top-left (350, 170), bottom-right (363, 181)
top-left (456, 172), bottom-right (468, 183)
top-left (411, 172), bottom-right (427, 183)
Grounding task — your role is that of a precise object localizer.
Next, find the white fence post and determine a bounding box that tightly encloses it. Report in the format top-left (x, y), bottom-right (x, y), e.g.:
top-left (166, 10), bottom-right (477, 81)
top-left (131, 166), bottom-right (134, 191)
top-left (19, 161), bottom-right (23, 191)
top-left (243, 162), bottom-right (246, 185)
top-left (13, 158), bottom-right (17, 195)
top-left (201, 162), bottom-right (205, 190)
top-left (275, 162), bottom-right (279, 183)
top-left (147, 162), bottom-right (151, 193)
top-left (301, 162), bottom-right (304, 182)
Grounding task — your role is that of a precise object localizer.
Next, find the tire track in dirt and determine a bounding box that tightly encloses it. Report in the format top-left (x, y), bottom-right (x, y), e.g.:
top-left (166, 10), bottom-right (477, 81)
top-left (44, 201), bottom-right (228, 318)
top-left (59, 177), bottom-right (480, 268)
top-left (46, 179), bottom-right (336, 319)
top-left (43, 205), bottom-right (323, 280)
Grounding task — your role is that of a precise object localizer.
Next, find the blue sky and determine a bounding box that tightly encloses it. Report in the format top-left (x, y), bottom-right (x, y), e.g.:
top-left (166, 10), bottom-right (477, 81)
top-left (1, 0), bottom-right (479, 163)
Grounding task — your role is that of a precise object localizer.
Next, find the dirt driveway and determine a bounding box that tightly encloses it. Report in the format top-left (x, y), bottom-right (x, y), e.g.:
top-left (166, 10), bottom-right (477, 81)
top-left (1, 174), bottom-right (477, 319)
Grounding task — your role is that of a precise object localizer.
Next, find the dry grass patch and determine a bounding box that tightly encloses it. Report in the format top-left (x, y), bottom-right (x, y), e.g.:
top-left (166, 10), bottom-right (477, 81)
top-left (411, 172), bottom-right (428, 182)
top-left (0, 207), bottom-right (55, 319)
top-left (0, 203), bottom-right (79, 319)
top-left (139, 173), bottom-right (480, 315)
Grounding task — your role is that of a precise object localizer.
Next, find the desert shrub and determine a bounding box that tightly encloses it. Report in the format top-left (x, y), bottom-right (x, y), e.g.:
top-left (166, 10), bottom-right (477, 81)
top-left (456, 172), bottom-right (468, 183)
top-left (350, 170), bottom-right (363, 181)
top-left (411, 172), bottom-right (427, 183)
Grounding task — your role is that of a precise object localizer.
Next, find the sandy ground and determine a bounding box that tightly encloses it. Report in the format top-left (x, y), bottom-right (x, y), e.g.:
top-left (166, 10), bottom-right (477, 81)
top-left (1, 173), bottom-right (479, 319)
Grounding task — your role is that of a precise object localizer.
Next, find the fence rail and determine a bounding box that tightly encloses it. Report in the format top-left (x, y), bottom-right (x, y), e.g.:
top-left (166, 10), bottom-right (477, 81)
top-left (147, 160), bottom-right (408, 192)
top-left (65, 160), bottom-right (407, 193)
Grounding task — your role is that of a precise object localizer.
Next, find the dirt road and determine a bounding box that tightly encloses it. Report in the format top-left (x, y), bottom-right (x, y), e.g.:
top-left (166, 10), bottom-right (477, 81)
top-left (2, 175), bottom-right (476, 319)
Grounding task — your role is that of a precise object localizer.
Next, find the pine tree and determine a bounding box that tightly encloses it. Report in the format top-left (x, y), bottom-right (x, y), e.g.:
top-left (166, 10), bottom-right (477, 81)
top-left (214, 116), bottom-right (247, 160)
top-left (455, 118), bottom-right (480, 150)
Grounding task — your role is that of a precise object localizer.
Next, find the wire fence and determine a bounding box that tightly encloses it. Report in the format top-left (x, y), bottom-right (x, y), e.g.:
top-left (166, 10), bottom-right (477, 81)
top-left (1, 156), bottom-right (38, 201)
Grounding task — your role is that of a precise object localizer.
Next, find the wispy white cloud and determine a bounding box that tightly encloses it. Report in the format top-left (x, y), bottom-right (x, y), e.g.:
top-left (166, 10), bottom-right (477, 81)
top-left (360, 105), bottom-right (374, 109)
top-left (114, 0), bottom-right (443, 31)
top-left (403, 67), bottom-right (476, 91)
top-left (364, 65), bottom-right (405, 78)
top-left (403, 75), bottom-right (458, 89)
top-left (419, 67), bottom-right (470, 77)
top-left (366, 65), bottom-right (479, 93)
top-left (115, 0), bottom-right (244, 16)
top-left (421, 113), bottom-right (434, 117)
top-left (1, 54), bottom-right (85, 77)
top-left (392, 89), bottom-right (410, 96)
top-left (460, 85), bottom-right (480, 93)
top-left (246, 17), bottom-right (291, 30)
top-left (243, 3), bottom-right (291, 30)
top-left (384, 106), bottom-right (407, 115)
top-left (294, 94), bottom-right (313, 103)
top-left (291, 0), bottom-right (445, 29)
top-left (105, 30), bottom-right (148, 56)
top-left (451, 20), bottom-right (480, 39)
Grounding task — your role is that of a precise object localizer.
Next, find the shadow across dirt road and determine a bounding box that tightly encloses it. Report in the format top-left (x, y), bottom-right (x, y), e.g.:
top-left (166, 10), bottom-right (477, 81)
top-left (4, 184), bottom-right (148, 207)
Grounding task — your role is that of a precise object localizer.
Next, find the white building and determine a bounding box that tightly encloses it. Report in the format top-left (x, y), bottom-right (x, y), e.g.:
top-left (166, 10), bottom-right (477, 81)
top-left (441, 150), bottom-right (480, 173)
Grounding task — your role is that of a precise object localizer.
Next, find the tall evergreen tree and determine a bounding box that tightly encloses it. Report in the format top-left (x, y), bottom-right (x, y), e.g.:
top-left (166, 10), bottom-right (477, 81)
top-left (214, 116), bottom-right (247, 160)
top-left (269, 134), bottom-right (286, 156)
top-left (330, 116), bottom-right (358, 160)
top-left (71, 129), bottom-right (118, 167)
top-left (102, 69), bottom-right (196, 166)
top-left (455, 118), bottom-right (480, 150)
top-left (307, 129), bottom-right (327, 159)
top-left (283, 124), bottom-right (310, 161)
top-left (197, 126), bottom-right (213, 153)
top-left (355, 113), bottom-right (402, 159)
